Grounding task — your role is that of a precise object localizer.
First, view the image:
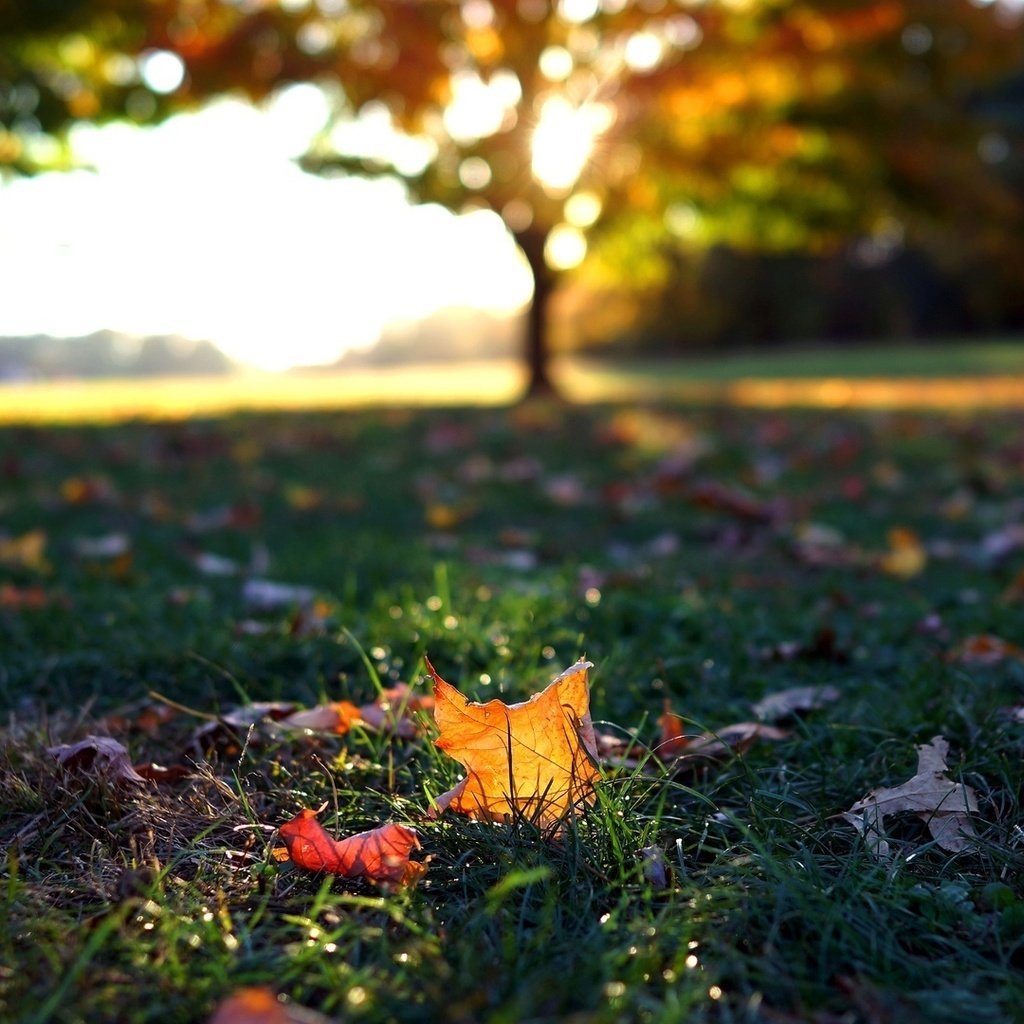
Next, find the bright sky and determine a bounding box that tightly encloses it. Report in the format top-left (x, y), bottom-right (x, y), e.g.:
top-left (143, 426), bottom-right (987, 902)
top-left (0, 87), bottom-right (533, 370)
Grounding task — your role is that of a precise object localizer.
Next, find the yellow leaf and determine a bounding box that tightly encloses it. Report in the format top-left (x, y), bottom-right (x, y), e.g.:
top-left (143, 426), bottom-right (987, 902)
top-left (880, 526), bottom-right (926, 578)
top-left (428, 658), bottom-right (600, 830)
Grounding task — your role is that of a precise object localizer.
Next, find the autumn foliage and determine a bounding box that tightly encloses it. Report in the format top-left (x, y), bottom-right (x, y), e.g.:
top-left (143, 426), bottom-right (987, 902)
top-left (277, 809), bottom-right (425, 887)
top-left (429, 657), bottom-right (600, 829)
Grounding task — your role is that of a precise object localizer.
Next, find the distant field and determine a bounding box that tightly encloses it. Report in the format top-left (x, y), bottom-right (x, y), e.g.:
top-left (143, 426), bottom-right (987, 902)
top-left (2, 341), bottom-right (1024, 422)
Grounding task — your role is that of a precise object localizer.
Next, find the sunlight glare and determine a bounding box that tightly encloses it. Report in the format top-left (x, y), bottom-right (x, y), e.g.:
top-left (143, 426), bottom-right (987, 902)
top-left (531, 97), bottom-right (610, 194)
top-left (545, 223), bottom-right (587, 270)
top-left (0, 99), bottom-right (531, 371)
top-left (443, 71), bottom-right (512, 142)
top-left (138, 50), bottom-right (186, 94)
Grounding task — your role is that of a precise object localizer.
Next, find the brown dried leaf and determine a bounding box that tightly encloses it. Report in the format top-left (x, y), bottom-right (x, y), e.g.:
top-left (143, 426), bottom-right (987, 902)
top-left (842, 736), bottom-right (978, 858)
top-left (280, 684), bottom-right (434, 739)
top-left (658, 706), bottom-right (789, 765)
top-left (48, 736), bottom-right (147, 785)
top-left (752, 685), bottom-right (841, 722)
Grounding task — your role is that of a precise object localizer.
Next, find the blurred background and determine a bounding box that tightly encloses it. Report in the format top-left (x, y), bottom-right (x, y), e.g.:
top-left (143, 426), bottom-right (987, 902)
top-left (1, 0), bottom-right (1022, 400)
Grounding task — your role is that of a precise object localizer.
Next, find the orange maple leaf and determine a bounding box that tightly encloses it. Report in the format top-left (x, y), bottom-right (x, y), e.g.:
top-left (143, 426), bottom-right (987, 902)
top-left (427, 658), bottom-right (600, 830)
top-left (207, 986), bottom-right (331, 1024)
top-left (277, 808), bottom-right (424, 887)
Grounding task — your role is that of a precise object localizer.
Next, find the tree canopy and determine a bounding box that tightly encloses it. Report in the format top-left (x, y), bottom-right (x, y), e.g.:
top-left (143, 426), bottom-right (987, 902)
top-left (3, 0), bottom-right (1021, 392)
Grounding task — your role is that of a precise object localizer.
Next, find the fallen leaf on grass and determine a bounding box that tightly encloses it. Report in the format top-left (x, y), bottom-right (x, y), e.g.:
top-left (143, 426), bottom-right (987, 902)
top-left (243, 578), bottom-right (317, 610)
top-left (0, 529), bottom-right (48, 572)
top-left (60, 475), bottom-right (115, 505)
top-left (208, 986), bottom-right (332, 1024)
top-left (358, 683), bottom-right (435, 737)
top-left (191, 702), bottom-right (298, 754)
top-left (48, 736), bottom-right (147, 785)
top-left (428, 658), bottom-right (600, 830)
top-left (188, 502), bottom-right (261, 533)
top-left (640, 845), bottom-right (670, 889)
top-left (133, 762), bottom-right (193, 783)
top-left (790, 521), bottom-right (862, 569)
top-left (752, 685), bottom-right (841, 722)
top-left (0, 583), bottom-right (60, 610)
top-left (280, 701), bottom-right (366, 734)
top-left (842, 736), bottom-right (978, 858)
top-left (280, 683), bottom-right (434, 738)
top-left (755, 628), bottom-right (847, 664)
top-left (657, 710), bottom-right (790, 766)
top-left (946, 634), bottom-right (1024, 666)
top-left (1002, 568), bottom-right (1024, 604)
top-left (879, 527), bottom-right (927, 579)
top-left (73, 532), bottom-right (131, 559)
top-left (276, 808), bottom-right (424, 887)
top-left (688, 480), bottom-right (781, 525)
top-left (191, 551), bottom-right (243, 577)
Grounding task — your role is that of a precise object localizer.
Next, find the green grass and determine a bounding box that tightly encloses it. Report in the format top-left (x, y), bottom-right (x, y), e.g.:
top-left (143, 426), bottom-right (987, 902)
top-left (590, 339), bottom-right (1024, 380)
top-left (2, 399), bottom-right (1024, 1023)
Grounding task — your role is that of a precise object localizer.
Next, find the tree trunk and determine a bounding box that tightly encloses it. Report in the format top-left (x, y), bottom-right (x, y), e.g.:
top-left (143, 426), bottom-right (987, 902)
top-left (516, 228), bottom-right (558, 399)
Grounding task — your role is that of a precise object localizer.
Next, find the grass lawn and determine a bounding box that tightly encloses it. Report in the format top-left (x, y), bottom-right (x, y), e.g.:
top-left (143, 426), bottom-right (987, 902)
top-left (2, 392), bottom-right (1023, 1023)
top-left (2, 338), bottom-right (1024, 425)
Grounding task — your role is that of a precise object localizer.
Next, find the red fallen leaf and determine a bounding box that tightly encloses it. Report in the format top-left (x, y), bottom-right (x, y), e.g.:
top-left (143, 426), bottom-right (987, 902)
top-left (48, 736), bottom-right (147, 785)
top-left (277, 808), bottom-right (424, 887)
top-left (946, 634), bottom-right (1024, 666)
top-left (208, 986), bottom-right (331, 1024)
top-left (428, 658), bottom-right (600, 829)
top-left (0, 585), bottom-right (54, 606)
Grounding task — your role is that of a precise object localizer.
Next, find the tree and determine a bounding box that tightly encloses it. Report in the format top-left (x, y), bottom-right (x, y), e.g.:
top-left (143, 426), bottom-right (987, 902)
top-left (3, 1), bottom-right (1022, 395)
